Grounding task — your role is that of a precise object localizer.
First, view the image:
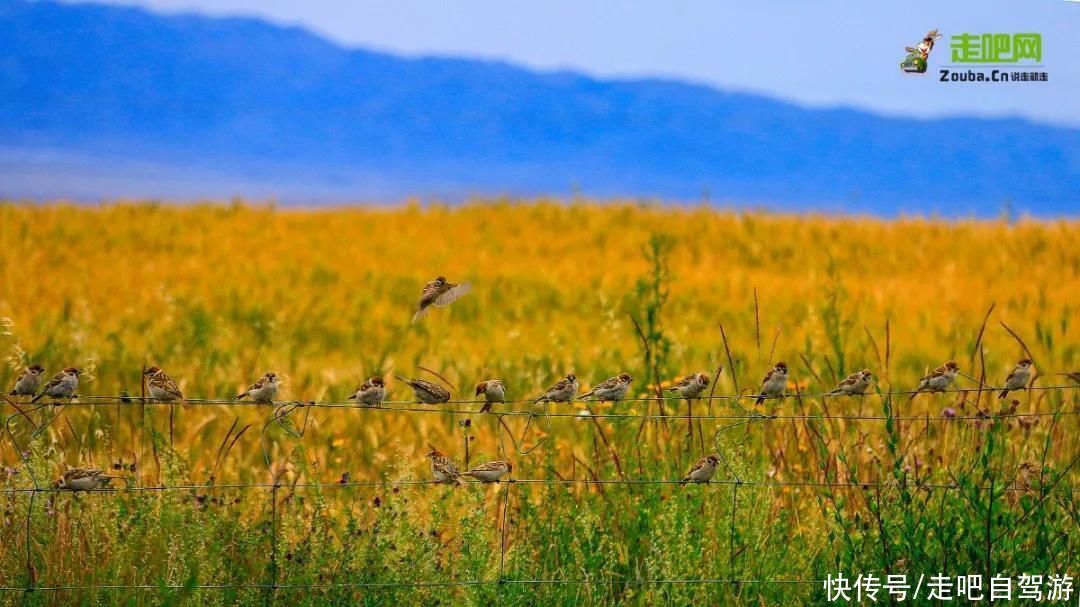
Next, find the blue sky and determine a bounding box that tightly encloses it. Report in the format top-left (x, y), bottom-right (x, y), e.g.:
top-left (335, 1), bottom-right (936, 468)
top-left (70, 0), bottom-right (1080, 128)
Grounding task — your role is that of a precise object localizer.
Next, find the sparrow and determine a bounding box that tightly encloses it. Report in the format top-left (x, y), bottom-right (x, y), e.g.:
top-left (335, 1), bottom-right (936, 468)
top-left (913, 361), bottom-right (960, 394)
top-left (396, 375), bottom-right (451, 404)
top-left (475, 379), bottom-right (505, 413)
top-left (579, 373), bottom-right (633, 403)
top-left (412, 276), bottom-right (471, 323)
top-left (9, 364), bottom-right (45, 397)
top-left (144, 366), bottom-right (184, 402)
top-left (999, 358), bottom-right (1033, 399)
top-left (462, 460), bottom-right (512, 483)
top-left (426, 448), bottom-right (466, 486)
top-left (534, 374), bottom-right (579, 403)
top-left (235, 372), bottom-right (280, 404)
top-left (828, 369), bottom-right (874, 396)
top-left (31, 367), bottom-right (81, 403)
top-left (55, 467), bottom-right (122, 491)
top-left (1058, 371), bottom-right (1080, 385)
top-left (347, 376), bottom-right (387, 406)
top-left (666, 372), bottom-right (710, 400)
top-left (681, 454), bottom-right (721, 485)
top-left (755, 362), bottom-right (788, 405)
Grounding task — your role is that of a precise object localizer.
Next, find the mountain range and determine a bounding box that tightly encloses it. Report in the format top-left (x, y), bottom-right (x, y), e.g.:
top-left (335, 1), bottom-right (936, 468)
top-left (1, 0), bottom-right (1078, 214)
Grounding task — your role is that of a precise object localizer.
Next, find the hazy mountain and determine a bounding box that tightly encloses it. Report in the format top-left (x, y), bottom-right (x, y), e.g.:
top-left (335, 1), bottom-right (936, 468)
top-left (1, 0), bottom-right (1077, 214)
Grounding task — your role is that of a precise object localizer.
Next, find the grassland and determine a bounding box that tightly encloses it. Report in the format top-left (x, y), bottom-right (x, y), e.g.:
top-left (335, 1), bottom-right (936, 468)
top-left (0, 200), bottom-right (1078, 605)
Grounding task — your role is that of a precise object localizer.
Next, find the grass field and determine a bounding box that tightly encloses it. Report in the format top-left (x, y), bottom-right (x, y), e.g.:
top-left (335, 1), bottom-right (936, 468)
top-left (0, 201), bottom-right (1078, 605)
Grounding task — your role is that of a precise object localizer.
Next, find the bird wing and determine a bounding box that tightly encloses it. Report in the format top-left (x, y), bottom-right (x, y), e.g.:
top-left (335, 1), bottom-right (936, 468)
top-left (40, 372), bottom-right (65, 392)
top-left (434, 282), bottom-right (471, 307)
top-left (837, 373), bottom-right (859, 388)
top-left (153, 374), bottom-right (184, 398)
top-left (65, 467), bottom-right (104, 481)
top-left (466, 461), bottom-right (505, 474)
top-left (685, 456), bottom-right (707, 477)
top-left (761, 369), bottom-right (775, 385)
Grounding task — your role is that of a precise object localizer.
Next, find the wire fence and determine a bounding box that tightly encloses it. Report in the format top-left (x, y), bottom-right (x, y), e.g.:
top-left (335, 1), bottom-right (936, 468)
top-left (2, 383), bottom-right (1078, 597)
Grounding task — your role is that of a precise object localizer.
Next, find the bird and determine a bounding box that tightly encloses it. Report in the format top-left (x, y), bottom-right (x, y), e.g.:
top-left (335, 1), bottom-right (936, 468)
top-left (681, 454), bottom-right (721, 485)
top-left (9, 364), bottom-right (45, 397)
top-left (462, 460), bottom-right (512, 483)
top-left (579, 373), bottom-right (633, 403)
top-left (534, 374), bottom-right (579, 403)
top-left (235, 372), bottom-right (280, 404)
top-left (396, 376), bottom-right (451, 404)
top-left (913, 361), bottom-right (960, 395)
top-left (144, 366), bottom-right (184, 402)
top-left (1058, 371), bottom-right (1080, 385)
top-left (31, 367), bottom-right (80, 403)
top-left (412, 276), bottom-right (471, 323)
top-left (666, 372), bottom-right (710, 400)
top-left (475, 379), bottom-right (505, 413)
top-left (755, 362), bottom-right (789, 405)
top-left (828, 369), bottom-right (874, 396)
top-left (426, 448), bottom-right (466, 486)
top-left (55, 467), bottom-right (123, 491)
top-left (999, 359), bottom-right (1033, 399)
top-left (347, 376), bottom-right (387, 406)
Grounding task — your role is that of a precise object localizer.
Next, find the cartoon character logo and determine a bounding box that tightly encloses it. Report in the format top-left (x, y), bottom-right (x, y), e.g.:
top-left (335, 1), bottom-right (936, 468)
top-left (900, 29), bottom-right (942, 73)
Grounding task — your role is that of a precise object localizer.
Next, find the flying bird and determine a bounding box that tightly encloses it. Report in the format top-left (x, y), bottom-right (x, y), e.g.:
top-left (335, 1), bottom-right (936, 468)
top-left (412, 276), bottom-right (471, 323)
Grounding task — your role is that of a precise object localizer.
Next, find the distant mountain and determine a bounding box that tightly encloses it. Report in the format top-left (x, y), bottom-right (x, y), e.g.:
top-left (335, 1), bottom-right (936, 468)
top-left (1, 0), bottom-right (1078, 214)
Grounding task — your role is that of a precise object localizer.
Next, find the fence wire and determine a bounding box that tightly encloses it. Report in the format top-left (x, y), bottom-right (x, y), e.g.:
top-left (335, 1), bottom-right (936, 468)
top-left (1, 383), bottom-right (1078, 597)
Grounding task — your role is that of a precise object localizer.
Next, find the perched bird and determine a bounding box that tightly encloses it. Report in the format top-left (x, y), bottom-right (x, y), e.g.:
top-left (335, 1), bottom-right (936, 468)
top-left (534, 374), bottom-right (579, 403)
top-left (462, 460), bottom-right (512, 483)
top-left (667, 372), bottom-right (710, 400)
top-left (475, 379), bottom-right (505, 413)
top-left (1059, 371), bottom-right (1080, 385)
top-left (31, 367), bottom-right (81, 403)
top-left (144, 366), bottom-right (184, 402)
top-left (828, 369), bottom-right (874, 396)
top-left (999, 359), bottom-right (1033, 399)
top-left (580, 373), bottom-right (633, 403)
top-left (913, 361), bottom-right (960, 394)
top-left (347, 376), bottom-right (387, 406)
top-left (412, 276), bottom-right (471, 323)
top-left (235, 372), bottom-right (280, 404)
top-left (55, 467), bottom-right (122, 491)
top-left (681, 454), bottom-right (721, 485)
top-left (397, 376), bottom-right (451, 404)
top-left (755, 362), bottom-right (789, 405)
top-left (9, 364), bottom-right (45, 397)
top-left (426, 448), bottom-right (466, 486)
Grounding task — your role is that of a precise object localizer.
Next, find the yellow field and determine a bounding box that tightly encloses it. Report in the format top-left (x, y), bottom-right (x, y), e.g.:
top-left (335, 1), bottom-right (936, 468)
top-left (0, 201), bottom-right (1078, 604)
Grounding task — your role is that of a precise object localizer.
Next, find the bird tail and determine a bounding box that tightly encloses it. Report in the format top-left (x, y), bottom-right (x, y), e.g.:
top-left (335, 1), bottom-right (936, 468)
top-left (679, 477), bottom-right (690, 486)
top-left (346, 394), bottom-right (356, 400)
top-left (30, 393), bottom-right (43, 403)
top-left (998, 389), bottom-right (1009, 399)
top-left (755, 395), bottom-right (765, 405)
top-left (234, 393), bottom-right (247, 401)
top-left (454, 475), bottom-right (467, 487)
top-left (479, 402), bottom-right (492, 413)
